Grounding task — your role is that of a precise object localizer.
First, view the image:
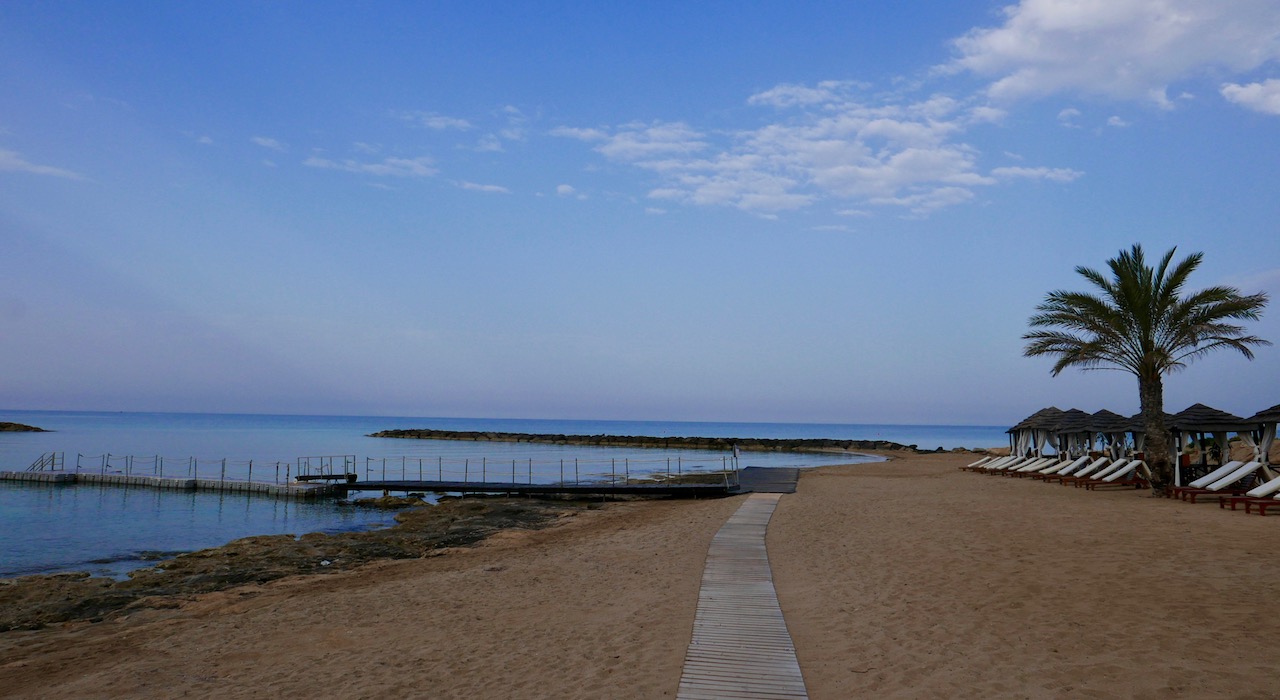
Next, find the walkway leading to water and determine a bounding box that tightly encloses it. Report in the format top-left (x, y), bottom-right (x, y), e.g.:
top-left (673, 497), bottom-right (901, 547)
top-left (677, 492), bottom-right (808, 700)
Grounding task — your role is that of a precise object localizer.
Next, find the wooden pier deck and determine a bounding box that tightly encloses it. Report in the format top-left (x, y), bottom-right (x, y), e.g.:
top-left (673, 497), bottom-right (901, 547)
top-left (677, 492), bottom-right (808, 699)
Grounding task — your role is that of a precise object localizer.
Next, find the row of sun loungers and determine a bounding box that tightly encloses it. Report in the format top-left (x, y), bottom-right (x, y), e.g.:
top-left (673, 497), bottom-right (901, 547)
top-left (961, 453), bottom-right (1280, 515)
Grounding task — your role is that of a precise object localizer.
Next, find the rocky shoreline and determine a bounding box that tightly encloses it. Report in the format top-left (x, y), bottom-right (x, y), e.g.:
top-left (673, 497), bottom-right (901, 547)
top-left (0, 422), bottom-right (46, 432)
top-left (369, 428), bottom-right (928, 452)
top-left (0, 497), bottom-right (584, 631)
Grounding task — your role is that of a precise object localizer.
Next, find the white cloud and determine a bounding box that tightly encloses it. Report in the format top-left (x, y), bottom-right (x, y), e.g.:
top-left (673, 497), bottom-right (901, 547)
top-left (303, 155), bottom-right (437, 177)
top-left (1221, 79), bottom-right (1280, 114)
top-left (644, 207), bottom-right (667, 215)
top-left (557, 83), bottom-right (1078, 216)
top-left (549, 126), bottom-right (609, 141)
top-left (594, 121), bottom-right (707, 160)
top-left (991, 166), bottom-right (1084, 182)
top-left (251, 136), bottom-right (286, 151)
top-left (1107, 115), bottom-right (1131, 127)
top-left (458, 181), bottom-right (510, 194)
top-left (1057, 107), bottom-right (1082, 127)
top-left (944, 0), bottom-right (1280, 105)
top-left (399, 111), bottom-right (472, 130)
top-left (747, 81), bottom-right (853, 107)
top-left (197, 135), bottom-right (214, 145)
top-left (0, 148), bottom-right (83, 180)
top-left (556, 184), bottom-right (576, 196)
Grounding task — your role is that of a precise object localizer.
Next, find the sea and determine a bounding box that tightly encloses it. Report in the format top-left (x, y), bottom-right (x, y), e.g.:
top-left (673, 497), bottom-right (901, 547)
top-left (0, 410), bottom-right (1008, 579)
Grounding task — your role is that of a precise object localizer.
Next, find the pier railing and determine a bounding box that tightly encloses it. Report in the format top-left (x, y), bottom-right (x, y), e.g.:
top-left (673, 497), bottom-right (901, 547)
top-left (27, 452), bottom-right (740, 489)
top-left (359, 454), bottom-right (740, 489)
top-left (26, 452), bottom-right (64, 471)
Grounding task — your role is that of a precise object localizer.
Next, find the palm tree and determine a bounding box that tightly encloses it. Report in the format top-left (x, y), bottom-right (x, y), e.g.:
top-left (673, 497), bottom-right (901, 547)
top-left (1023, 244), bottom-right (1269, 495)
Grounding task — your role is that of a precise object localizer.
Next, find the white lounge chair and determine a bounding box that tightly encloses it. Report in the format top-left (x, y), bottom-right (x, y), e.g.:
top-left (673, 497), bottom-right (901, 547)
top-left (1175, 461), bottom-right (1263, 503)
top-left (1050, 458), bottom-right (1114, 485)
top-left (1218, 471), bottom-right (1280, 511)
top-left (1168, 461), bottom-right (1244, 499)
top-left (1068, 459), bottom-right (1133, 487)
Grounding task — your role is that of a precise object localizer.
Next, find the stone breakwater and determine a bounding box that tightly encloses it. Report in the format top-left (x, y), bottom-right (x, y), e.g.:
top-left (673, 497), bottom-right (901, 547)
top-left (368, 428), bottom-right (923, 453)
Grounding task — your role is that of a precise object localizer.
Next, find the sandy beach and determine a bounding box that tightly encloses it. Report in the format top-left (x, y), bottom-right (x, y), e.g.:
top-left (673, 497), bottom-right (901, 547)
top-left (2, 451), bottom-right (1278, 699)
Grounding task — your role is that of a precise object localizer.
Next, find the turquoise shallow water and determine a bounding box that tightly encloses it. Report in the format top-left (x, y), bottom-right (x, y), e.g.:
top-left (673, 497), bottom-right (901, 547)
top-left (1, 411), bottom-right (1008, 578)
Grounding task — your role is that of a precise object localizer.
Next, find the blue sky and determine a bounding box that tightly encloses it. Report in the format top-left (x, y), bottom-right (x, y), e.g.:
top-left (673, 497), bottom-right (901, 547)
top-left (2, 1), bottom-right (1279, 426)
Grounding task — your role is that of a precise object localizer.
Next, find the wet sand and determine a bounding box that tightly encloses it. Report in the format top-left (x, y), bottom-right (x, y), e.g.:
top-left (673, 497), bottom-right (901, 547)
top-left (2, 451), bottom-right (1278, 698)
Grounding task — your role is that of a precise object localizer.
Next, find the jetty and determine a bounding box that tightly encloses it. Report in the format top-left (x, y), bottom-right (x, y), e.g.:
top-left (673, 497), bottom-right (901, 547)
top-left (1, 450), bottom-right (800, 500)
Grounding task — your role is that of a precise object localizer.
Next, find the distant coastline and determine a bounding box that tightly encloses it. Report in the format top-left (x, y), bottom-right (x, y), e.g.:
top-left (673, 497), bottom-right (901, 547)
top-left (368, 428), bottom-right (945, 453)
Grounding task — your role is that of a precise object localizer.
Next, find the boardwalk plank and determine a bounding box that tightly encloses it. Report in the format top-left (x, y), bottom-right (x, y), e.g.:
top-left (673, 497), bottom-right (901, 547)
top-left (676, 493), bottom-right (809, 700)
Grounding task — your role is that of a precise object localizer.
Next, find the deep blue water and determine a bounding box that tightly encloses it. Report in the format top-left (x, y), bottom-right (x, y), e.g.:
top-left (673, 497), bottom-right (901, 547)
top-left (1, 411), bottom-right (1008, 578)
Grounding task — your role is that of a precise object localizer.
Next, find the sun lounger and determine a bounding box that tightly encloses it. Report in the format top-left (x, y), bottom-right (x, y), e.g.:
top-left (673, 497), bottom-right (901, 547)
top-left (1219, 472), bottom-right (1280, 511)
top-left (1048, 458), bottom-right (1115, 485)
top-left (1004, 457), bottom-right (1056, 476)
top-left (971, 455), bottom-right (1013, 472)
top-left (1084, 461), bottom-right (1149, 490)
top-left (961, 456), bottom-right (995, 471)
top-left (1023, 455), bottom-right (1088, 479)
top-left (1169, 461), bottom-right (1245, 500)
top-left (1069, 459), bottom-right (1135, 487)
top-left (1034, 456), bottom-right (1100, 482)
top-left (1247, 495), bottom-right (1280, 516)
top-left (979, 456), bottom-right (1027, 473)
top-left (1040, 457), bottom-right (1108, 484)
top-left (1175, 461), bottom-right (1262, 503)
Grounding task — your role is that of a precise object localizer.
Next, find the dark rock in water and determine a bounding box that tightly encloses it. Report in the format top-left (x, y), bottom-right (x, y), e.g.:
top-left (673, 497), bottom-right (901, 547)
top-left (0, 422), bottom-right (47, 432)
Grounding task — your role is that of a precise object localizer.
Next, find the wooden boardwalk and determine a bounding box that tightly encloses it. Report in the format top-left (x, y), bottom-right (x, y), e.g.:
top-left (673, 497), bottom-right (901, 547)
top-left (677, 492), bottom-right (808, 699)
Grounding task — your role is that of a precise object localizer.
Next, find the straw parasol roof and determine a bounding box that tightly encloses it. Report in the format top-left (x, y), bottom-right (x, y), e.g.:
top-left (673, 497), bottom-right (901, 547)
top-left (1054, 408), bottom-right (1094, 433)
top-left (1090, 409), bottom-right (1131, 434)
top-left (1009, 407), bottom-right (1066, 432)
top-left (1246, 404), bottom-right (1280, 424)
top-left (1167, 403), bottom-right (1254, 433)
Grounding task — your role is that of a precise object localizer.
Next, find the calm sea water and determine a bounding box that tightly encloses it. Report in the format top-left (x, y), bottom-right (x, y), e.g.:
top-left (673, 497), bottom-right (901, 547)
top-left (1, 411), bottom-right (1007, 578)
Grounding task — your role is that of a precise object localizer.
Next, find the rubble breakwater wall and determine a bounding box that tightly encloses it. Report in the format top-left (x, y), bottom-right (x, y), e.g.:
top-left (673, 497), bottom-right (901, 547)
top-left (368, 429), bottom-right (920, 453)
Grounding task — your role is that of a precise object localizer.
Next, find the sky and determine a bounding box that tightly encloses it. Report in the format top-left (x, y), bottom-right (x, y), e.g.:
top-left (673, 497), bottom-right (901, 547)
top-left (2, 1), bottom-right (1279, 427)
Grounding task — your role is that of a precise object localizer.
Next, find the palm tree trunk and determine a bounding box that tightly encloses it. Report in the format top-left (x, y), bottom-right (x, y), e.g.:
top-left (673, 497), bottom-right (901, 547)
top-left (1139, 375), bottom-right (1172, 495)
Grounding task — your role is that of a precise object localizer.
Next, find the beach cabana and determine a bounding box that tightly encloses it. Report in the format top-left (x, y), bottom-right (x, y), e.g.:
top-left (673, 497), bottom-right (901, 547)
top-left (1026, 407), bottom-right (1067, 458)
top-left (1239, 404), bottom-right (1280, 468)
top-left (1051, 409), bottom-right (1095, 458)
top-left (1167, 404), bottom-right (1256, 487)
top-left (1008, 407), bottom-right (1065, 458)
top-left (1090, 409), bottom-right (1132, 460)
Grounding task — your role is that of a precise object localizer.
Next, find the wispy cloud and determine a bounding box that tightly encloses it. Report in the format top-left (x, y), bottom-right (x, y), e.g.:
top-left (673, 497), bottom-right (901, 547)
top-left (0, 148), bottom-right (83, 180)
top-left (303, 155), bottom-right (437, 177)
top-left (1221, 79), bottom-right (1280, 115)
top-left (458, 181), bottom-right (511, 194)
top-left (991, 166), bottom-right (1083, 182)
top-left (941, 0), bottom-right (1280, 107)
top-left (398, 111), bottom-right (472, 130)
top-left (251, 136), bottom-right (286, 151)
